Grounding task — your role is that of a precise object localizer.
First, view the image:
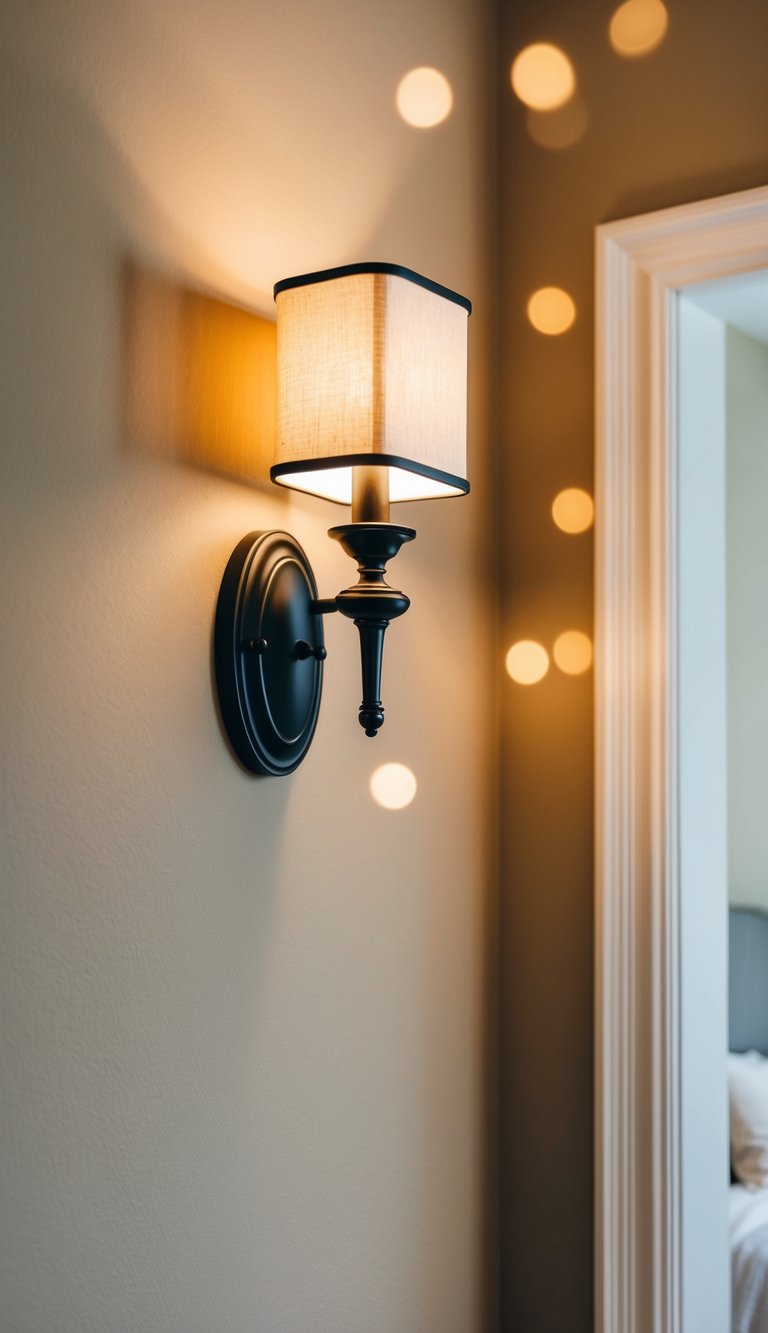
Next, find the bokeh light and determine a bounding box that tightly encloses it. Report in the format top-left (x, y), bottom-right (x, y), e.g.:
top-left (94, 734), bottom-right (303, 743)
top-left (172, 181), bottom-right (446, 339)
top-left (553, 630), bottom-right (593, 675)
top-left (370, 762), bottom-right (418, 810)
top-left (526, 95), bottom-right (588, 151)
top-left (505, 640), bottom-right (550, 685)
top-left (552, 487), bottom-right (594, 534)
top-left (609, 0), bottom-right (669, 57)
top-left (396, 67), bottom-right (453, 127)
top-left (527, 286), bottom-right (576, 335)
top-left (510, 43), bottom-right (576, 111)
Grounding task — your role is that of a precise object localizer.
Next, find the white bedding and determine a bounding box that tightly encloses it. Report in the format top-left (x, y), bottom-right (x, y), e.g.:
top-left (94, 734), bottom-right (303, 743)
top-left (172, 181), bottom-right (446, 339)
top-left (731, 1184), bottom-right (768, 1333)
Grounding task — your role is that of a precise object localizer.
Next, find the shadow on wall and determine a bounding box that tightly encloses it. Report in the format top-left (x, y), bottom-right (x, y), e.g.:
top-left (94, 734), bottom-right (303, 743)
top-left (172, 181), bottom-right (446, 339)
top-left (122, 259), bottom-right (282, 495)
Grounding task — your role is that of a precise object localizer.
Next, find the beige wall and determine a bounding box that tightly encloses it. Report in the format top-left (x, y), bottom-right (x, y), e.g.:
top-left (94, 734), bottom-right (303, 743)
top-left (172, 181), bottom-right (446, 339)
top-left (0, 3), bottom-right (497, 1330)
top-left (498, 1), bottom-right (768, 1329)
top-left (727, 326), bottom-right (768, 910)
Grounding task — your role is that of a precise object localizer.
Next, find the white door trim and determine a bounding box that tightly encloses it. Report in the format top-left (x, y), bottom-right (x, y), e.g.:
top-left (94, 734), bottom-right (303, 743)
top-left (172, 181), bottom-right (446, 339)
top-left (595, 183), bottom-right (768, 1333)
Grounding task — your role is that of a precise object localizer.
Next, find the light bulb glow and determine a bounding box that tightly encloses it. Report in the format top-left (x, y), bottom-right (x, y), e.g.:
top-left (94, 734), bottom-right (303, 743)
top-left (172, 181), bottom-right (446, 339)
top-left (553, 630), bottom-right (593, 675)
top-left (552, 487), bottom-right (594, 534)
top-left (370, 762), bottom-right (418, 810)
top-left (510, 43), bottom-right (576, 111)
top-left (396, 67), bottom-right (453, 128)
top-left (609, 0), bottom-right (669, 57)
top-left (505, 640), bottom-right (550, 685)
top-left (527, 286), bottom-right (576, 335)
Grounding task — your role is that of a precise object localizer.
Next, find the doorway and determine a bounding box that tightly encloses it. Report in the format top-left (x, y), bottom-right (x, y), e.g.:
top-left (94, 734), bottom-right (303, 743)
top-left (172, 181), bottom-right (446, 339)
top-left (595, 185), bottom-right (768, 1333)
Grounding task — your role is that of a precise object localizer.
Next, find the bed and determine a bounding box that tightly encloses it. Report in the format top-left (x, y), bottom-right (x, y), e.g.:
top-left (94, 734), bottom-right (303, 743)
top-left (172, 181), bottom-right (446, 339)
top-left (730, 905), bottom-right (768, 1333)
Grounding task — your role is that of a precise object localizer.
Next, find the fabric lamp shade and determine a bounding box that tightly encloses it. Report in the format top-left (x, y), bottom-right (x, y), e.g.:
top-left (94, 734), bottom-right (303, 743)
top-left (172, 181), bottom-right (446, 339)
top-left (271, 263), bottom-right (471, 504)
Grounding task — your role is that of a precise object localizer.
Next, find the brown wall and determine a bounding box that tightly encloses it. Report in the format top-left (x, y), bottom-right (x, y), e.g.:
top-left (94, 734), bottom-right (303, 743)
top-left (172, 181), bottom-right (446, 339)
top-left (498, 1), bottom-right (768, 1329)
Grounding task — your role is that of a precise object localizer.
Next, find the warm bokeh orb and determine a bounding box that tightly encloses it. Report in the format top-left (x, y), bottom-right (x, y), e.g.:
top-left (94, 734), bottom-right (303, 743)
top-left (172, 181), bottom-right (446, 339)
top-left (505, 640), bottom-right (550, 685)
top-left (553, 630), bottom-right (593, 676)
top-left (510, 43), bottom-right (576, 111)
top-left (527, 286), bottom-right (576, 335)
top-left (552, 487), bottom-right (594, 534)
top-left (396, 67), bottom-right (453, 127)
top-left (526, 96), bottom-right (588, 151)
top-left (370, 762), bottom-right (418, 810)
top-left (609, 0), bottom-right (669, 57)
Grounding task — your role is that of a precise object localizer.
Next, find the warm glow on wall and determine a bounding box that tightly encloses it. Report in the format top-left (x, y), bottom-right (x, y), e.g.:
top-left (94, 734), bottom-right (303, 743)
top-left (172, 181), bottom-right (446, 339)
top-left (609, 0), bottom-right (669, 57)
top-left (527, 286), bottom-right (576, 335)
top-left (396, 67), bottom-right (453, 127)
top-left (124, 264), bottom-right (277, 486)
top-left (505, 640), bottom-right (550, 685)
top-left (370, 762), bottom-right (418, 810)
top-left (510, 43), bottom-right (576, 111)
top-left (553, 630), bottom-right (593, 675)
top-left (552, 487), bottom-right (594, 534)
top-left (526, 97), bottom-right (588, 151)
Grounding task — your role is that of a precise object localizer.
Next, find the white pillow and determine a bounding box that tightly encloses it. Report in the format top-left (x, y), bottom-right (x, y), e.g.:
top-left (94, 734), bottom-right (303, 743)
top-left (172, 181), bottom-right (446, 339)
top-left (729, 1050), bottom-right (768, 1188)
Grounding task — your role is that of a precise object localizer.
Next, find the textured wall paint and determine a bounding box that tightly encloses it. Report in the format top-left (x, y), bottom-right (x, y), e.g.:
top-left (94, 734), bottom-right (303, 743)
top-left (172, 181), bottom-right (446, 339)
top-left (498, 1), bottom-right (768, 1329)
top-left (727, 327), bottom-right (768, 910)
top-left (0, 3), bottom-right (498, 1330)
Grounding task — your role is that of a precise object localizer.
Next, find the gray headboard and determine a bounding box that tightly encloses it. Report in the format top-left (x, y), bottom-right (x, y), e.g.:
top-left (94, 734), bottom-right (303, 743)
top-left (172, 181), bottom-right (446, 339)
top-left (730, 906), bottom-right (768, 1055)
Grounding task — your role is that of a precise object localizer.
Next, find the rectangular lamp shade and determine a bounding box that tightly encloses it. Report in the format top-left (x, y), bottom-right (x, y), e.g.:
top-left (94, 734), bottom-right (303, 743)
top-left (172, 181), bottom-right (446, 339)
top-left (271, 263), bottom-right (470, 505)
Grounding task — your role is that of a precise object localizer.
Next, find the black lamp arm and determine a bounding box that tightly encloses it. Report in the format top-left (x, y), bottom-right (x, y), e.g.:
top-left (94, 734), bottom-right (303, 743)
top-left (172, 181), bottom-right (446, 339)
top-left (325, 523), bottom-right (415, 737)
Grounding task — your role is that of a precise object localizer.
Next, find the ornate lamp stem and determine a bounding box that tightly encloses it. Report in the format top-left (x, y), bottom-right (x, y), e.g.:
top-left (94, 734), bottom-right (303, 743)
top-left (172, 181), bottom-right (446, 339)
top-left (327, 523), bottom-right (415, 737)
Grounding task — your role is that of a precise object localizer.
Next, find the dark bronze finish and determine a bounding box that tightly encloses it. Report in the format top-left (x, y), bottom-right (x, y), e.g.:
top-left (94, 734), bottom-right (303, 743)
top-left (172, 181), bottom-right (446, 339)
top-left (328, 523), bottom-right (415, 738)
top-left (215, 520), bottom-right (415, 772)
top-left (273, 261), bottom-right (472, 314)
top-left (271, 452), bottom-right (470, 504)
top-left (294, 640), bottom-right (327, 662)
top-left (214, 531), bottom-right (324, 776)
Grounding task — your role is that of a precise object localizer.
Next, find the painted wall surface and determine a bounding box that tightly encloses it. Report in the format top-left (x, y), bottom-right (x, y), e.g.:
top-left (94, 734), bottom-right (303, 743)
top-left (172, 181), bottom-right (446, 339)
top-left (727, 326), bottom-right (768, 910)
top-left (0, 3), bottom-right (497, 1330)
top-left (498, 1), bottom-right (768, 1329)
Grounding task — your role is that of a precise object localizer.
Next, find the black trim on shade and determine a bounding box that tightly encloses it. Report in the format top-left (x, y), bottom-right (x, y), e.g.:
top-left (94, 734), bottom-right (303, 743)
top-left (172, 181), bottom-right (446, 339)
top-left (273, 262), bottom-right (472, 315)
top-left (270, 454), bottom-right (470, 504)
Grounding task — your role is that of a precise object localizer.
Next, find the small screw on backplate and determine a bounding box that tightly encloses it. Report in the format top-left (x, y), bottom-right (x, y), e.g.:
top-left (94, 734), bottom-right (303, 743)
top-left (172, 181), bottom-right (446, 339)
top-left (241, 637), bottom-right (268, 654)
top-left (294, 640), bottom-right (327, 662)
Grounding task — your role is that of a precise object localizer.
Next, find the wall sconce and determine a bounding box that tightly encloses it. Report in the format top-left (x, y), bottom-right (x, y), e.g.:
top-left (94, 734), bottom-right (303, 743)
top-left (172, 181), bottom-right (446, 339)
top-left (214, 262), bottom-right (471, 775)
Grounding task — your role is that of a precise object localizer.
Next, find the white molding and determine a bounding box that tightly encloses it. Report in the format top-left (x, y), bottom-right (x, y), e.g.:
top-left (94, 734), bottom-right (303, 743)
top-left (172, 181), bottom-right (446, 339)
top-left (595, 184), bottom-right (768, 1333)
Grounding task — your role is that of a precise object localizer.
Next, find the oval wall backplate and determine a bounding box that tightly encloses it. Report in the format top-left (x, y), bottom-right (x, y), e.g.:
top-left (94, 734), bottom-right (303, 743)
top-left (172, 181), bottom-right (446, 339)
top-left (214, 530), bottom-right (324, 775)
